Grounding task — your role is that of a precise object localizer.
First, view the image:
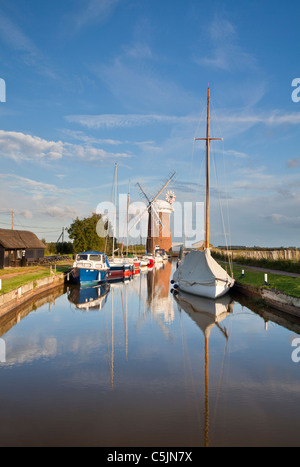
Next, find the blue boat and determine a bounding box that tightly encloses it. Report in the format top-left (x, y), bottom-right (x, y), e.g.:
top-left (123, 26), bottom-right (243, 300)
top-left (67, 283), bottom-right (110, 310)
top-left (71, 251), bottom-right (110, 286)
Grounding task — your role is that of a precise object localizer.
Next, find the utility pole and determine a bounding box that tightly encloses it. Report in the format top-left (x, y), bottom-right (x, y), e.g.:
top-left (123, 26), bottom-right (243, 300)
top-left (11, 210), bottom-right (14, 230)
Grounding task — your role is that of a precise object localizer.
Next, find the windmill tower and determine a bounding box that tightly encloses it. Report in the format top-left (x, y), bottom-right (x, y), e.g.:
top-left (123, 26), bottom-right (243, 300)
top-left (136, 172), bottom-right (176, 254)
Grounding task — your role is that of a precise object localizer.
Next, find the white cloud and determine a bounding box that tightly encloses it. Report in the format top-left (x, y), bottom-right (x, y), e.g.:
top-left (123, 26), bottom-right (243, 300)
top-left (65, 110), bottom-right (300, 131)
top-left (0, 173), bottom-right (70, 196)
top-left (41, 205), bottom-right (79, 219)
top-left (0, 130), bottom-right (132, 162)
top-left (69, 0), bottom-right (121, 31)
top-left (66, 113), bottom-right (201, 129)
top-left (266, 214), bottom-right (300, 229)
top-left (0, 130), bottom-right (64, 161)
top-left (195, 17), bottom-right (257, 72)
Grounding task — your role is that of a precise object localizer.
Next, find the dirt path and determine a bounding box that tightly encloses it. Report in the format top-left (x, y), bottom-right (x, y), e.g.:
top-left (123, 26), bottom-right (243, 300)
top-left (233, 262), bottom-right (300, 278)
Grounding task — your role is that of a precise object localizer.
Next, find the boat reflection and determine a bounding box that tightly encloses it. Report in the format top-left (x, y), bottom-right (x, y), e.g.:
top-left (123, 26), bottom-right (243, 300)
top-left (172, 289), bottom-right (233, 447)
top-left (67, 283), bottom-right (110, 311)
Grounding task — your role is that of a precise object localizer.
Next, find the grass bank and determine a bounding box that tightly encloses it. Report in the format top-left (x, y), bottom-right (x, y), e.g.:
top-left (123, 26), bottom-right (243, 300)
top-left (227, 263), bottom-right (300, 298)
top-left (0, 265), bottom-right (70, 295)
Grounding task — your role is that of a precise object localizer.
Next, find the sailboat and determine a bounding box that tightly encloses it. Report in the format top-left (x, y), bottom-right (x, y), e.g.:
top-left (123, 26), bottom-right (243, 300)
top-left (172, 88), bottom-right (235, 299)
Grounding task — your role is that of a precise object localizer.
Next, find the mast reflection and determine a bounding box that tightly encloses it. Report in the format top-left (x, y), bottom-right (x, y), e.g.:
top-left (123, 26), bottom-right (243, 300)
top-left (173, 289), bottom-right (233, 447)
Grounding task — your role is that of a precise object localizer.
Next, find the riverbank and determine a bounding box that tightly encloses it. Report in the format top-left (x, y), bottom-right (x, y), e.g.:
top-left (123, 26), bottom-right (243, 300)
top-left (227, 263), bottom-right (300, 318)
top-left (0, 272), bottom-right (65, 318)
top-left (0, 263), bottom-right (71, 317)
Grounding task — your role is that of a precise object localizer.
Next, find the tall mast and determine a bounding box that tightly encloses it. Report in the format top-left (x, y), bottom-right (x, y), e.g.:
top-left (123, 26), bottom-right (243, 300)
top-left (126, 179), bottom-right (130, 257)
top-left (195, 87), bottom-right (222, 249)
top-left (112, 163), bottom-right (117, 258)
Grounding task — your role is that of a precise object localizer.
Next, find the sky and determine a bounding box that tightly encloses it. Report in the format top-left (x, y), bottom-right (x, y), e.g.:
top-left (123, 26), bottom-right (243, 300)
top-left (0, 0), bottom-right (300, 247)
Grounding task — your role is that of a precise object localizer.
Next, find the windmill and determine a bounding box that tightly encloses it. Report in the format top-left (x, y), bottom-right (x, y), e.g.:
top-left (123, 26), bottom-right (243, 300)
top-left (131, 171), bottom-right (176, 254)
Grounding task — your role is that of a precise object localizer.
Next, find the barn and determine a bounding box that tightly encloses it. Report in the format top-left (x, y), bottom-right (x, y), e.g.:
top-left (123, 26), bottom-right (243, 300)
top-left (0, 229), bottom-right (46, 268)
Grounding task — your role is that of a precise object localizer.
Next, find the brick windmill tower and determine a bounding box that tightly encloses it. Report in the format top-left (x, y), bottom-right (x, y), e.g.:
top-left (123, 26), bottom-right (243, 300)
top-left (136, 172), bottom-right (176, 254)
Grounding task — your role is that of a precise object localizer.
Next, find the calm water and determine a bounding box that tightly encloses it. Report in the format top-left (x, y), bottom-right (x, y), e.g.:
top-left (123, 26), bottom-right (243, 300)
top-left (0, 260), bottom-right (300, 447)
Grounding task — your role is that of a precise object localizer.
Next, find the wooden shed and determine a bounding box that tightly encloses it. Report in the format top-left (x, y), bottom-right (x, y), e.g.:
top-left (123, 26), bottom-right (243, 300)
top-left (0, 229), bottom-right (46, 268)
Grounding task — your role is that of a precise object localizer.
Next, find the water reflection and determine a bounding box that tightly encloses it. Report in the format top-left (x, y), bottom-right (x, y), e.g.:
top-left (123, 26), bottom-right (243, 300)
top-left (0, 284), bottom-right (64, 339)
top-left (0, 261), bottom-right (300, 446)
top-left (67, 283), bottom-right (110, 311)
top-left (173, 290), bottom-right (233, 447)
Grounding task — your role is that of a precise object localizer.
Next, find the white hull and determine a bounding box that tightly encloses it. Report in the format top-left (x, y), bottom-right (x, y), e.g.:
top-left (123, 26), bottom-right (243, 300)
top-left (175, 280), bottom-right (234, 299)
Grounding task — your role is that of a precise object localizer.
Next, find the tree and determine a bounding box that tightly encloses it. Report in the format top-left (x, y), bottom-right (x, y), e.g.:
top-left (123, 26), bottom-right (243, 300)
top-left (56, 242), bottom-right (74, 255)
top-left (67, 213), bottom-right (113, 254)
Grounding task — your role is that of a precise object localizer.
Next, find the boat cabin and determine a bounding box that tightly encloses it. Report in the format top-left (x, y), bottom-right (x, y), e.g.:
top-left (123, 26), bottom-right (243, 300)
top-left (74, 251), bottom-right (109, 269)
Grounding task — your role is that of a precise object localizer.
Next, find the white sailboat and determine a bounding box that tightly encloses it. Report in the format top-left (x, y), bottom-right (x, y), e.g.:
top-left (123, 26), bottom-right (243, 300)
top-left (172, 88), bottom-right (235, 299)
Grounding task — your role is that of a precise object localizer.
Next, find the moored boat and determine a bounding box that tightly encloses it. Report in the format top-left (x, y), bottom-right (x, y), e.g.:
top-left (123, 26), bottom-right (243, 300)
top-left (172, 88), bottom-right (235, 299)
top-left (108, 257), bottom-right (133, 280)
top-left (71, 251), bottom-right (110, 286)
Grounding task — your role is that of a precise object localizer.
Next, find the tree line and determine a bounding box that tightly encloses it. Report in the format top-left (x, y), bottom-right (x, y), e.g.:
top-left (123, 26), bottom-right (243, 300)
top-left (43, 213), bottom-right (145, 256)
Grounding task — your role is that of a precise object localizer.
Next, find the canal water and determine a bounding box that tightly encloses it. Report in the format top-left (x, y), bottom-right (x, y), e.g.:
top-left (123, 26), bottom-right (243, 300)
top-left (0, 260), bottom-right (299, 447)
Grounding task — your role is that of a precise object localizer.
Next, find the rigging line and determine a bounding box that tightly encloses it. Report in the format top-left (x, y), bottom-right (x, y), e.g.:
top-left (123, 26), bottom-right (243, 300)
top-left (222, 138), bottom-right (234, 274)
top-left (210, 101), bottom-right (234, 254)
top-left (211, 138), bottom-right (233, 276)
top-left (211, 146), bottom-right (232, 276)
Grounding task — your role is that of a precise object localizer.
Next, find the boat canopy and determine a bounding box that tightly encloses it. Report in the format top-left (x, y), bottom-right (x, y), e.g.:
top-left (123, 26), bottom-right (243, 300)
top-left (77, 251), bottom-right (106, 256)
top-left (173, 249), bottom-right (233, 287)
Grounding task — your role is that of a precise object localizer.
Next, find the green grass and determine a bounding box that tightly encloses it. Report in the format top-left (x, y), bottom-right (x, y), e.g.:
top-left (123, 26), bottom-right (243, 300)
top-left (229, 264), bottom-right (300, 298)
top-left (0, 265), bottom-right (67, 295)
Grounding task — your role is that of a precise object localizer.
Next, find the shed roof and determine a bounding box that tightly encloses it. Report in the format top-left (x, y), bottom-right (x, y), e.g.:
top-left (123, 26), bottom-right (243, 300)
top-left (0, 229), bottom-right (46, 250)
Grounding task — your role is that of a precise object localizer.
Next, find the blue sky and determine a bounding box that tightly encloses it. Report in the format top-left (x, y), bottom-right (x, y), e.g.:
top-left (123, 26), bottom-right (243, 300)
top-left (0, 0), bottom-right (300, 247)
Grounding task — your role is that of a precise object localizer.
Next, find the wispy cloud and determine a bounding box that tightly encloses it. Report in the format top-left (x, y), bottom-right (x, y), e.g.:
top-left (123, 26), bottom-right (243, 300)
top-left (195, 17), bottom-right (257, 72)
top-left (69, 0), bottom-right (121, 31)
top-left (66, 110), bottom-right (300, 130)
top-left (40, 205), bottom-right (80, 219)
top-left (265, 214), bottom-right (300, 229)
top-left (0, 130), bottom-right (132, 163)
top-left (0, 9), bottom-right (56, 78)
top-left (0, 173), bottom-right (70, 196)
top-left (65, 113), bottom-right (195, 129)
